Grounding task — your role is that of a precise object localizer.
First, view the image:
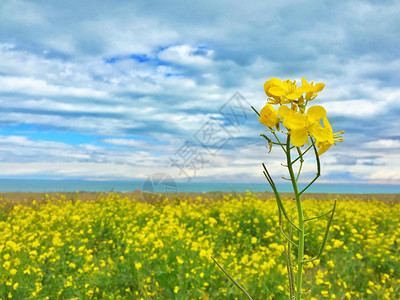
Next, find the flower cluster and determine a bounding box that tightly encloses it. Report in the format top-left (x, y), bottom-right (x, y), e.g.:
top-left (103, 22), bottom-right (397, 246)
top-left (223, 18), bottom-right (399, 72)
top-left (259, 78), bottom-right (344, 155)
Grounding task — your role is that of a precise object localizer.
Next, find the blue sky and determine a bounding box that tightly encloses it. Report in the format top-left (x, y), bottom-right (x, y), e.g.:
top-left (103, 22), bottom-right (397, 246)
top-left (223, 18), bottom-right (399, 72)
top-left (0, 0), bottom-right (399, 184)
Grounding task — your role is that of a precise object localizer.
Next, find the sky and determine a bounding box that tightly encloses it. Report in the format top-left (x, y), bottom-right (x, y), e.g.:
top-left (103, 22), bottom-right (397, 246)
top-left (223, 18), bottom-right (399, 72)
top-left (0, 0), bottom-right (399, 185)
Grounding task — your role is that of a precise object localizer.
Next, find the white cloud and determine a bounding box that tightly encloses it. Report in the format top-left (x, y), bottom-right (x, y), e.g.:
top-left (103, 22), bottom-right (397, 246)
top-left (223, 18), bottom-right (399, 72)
top-left (0, 76), bottom-right (107, 98)
top-left (363, 139), bottom-right (400, 149)
top-left (102, 138), bottom-right (148, 147)
top-left (0, 162), bottom-right (143, 178)
top-left (86, 19), bottom-right (180, 57)
top-left (158, 45), bottom-right (214, 67)
top-left (322, 100), bottom-right (378, 117)
top-left (0, 98), bottom-right (125, 114)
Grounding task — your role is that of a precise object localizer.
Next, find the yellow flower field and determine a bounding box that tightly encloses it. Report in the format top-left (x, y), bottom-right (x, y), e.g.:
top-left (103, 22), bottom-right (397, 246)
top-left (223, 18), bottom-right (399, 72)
top-left (0, 193), bottom-right (399, 299)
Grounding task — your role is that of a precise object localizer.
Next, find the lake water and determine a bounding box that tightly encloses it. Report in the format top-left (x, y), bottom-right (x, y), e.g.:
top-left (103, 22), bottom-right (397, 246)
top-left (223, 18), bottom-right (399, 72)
top-left (0, 179), bottom-right (398, 194)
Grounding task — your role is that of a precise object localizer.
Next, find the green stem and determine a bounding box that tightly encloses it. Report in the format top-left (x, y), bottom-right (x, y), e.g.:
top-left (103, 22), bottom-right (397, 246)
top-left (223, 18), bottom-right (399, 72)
top-left (260, 134), bottom-right (286, 146)
top-left (285, 225), bottom-right (296, 299)
top-left (211, 256), bottom-right (254, 300)
top-left (291, 144), bottom-right (313, 165)
top-left (298, 140), bottom-right (320, 196)
top-left (262, 163), bottom-right (300, 231)
top-left (295, 147), bottom-right (304, 183)
top-left (272, 131), bottom-right (287, 153)
top-left (302, 200), bottom-right (337, 263)
top-left (279, 209), bottom-right (298, 247)
top-left (286, 135), bottom-right (305, 300)
top-left (251, 106), bottom-right (260, 116)
top-left (304, 209), bottom-right (333, 222)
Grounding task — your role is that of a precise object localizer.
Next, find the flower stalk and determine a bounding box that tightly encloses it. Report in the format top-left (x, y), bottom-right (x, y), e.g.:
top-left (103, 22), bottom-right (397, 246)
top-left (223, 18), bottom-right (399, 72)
top-left (285, 135), bottom-right (306, 299)
top-left (213, 77), bottom-right (343, 299)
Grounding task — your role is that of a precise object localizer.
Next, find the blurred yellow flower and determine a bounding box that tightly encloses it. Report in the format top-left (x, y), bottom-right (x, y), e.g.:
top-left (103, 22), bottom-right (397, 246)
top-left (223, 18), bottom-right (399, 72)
top-left (2, 191), bottom-right (397, 299)
top-left (135, 262), bottom-right (142, 269)
top-left (69, 262), bottom-right (76, 269)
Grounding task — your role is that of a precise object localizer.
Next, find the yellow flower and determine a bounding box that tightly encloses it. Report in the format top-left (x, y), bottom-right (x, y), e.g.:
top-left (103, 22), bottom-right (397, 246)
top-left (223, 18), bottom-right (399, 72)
top-left (264, 78), bottom-right (303, 103)
top-left (278, 105), bottom-right (307, 134)
top-left (278, 105), bottom-right (327, 146)
top-left (264, 78), bottom-right (282, 97)
top-left (298, 78), bottom-right (325, 101)
top-left (310, 111), bottom-right (344, 155)
top-left (68, 262), bottom-right (76, 269)
top-left (135, 262), bottom-right (142, 269)
top-left (3, 261), bottom-right (11, 270)
top-left (315, 133), bottom-right (343, 155)
top-left (264, 77), bottom-right (325, 108)
top-left (278, 105), bottom-right (343, 153)
top-left (259, 103), bottom-right (279, 128)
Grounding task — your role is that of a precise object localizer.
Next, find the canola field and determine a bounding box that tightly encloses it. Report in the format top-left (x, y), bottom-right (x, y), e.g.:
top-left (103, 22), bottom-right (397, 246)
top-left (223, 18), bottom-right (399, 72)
top-left (0, 193), bottom-right (399, 299)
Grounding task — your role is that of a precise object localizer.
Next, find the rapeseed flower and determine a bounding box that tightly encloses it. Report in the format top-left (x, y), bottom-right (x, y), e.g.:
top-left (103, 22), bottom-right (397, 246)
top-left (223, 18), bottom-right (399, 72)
top-left (0, 193), bottom-right (398, 299)
top-left (299, 78), bottom-right (325, 101)
top-left (259, 103), bottom-right (279, 128)
top-left (259, 77), bottom-right (343, 154)
top-left (264, 78), bottom-right (304, 104)
top-left (278, 105), bottom-right (332, 147)
top-left (264, 77), bottom-right (325, 105)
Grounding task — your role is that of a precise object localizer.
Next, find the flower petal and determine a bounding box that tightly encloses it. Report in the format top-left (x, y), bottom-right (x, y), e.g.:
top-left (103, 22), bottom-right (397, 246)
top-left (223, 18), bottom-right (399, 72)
top-left (307, 106), bottom-right (326, 123)
top-left (286, 91), bottom-right (303, 100)
top-left (291, 129), bottom-right (308, 146)
top-left (259, 103), bottom-right (279, 127)
top-left (312, 83), bottom-right (325, 93)
top-left (309, 123), bottom-right (331, 142)
top-left (268, 86), bottom-right (287, 97)
top-left (264, 78), bottom-right (283, 97)
top-left (279, 105), bottom-right (306, 130)
top-left (316, 141), bottom-right (332, 155)
top-left (297, 78), bottom-right (311, 93)
top-left (278, 105), bottom-right (291, 118)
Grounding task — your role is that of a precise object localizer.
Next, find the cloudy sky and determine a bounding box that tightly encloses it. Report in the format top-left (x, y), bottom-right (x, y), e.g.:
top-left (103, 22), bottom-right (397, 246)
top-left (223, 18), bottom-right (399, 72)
top-left (0, 0), bottom-right (399, 185)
